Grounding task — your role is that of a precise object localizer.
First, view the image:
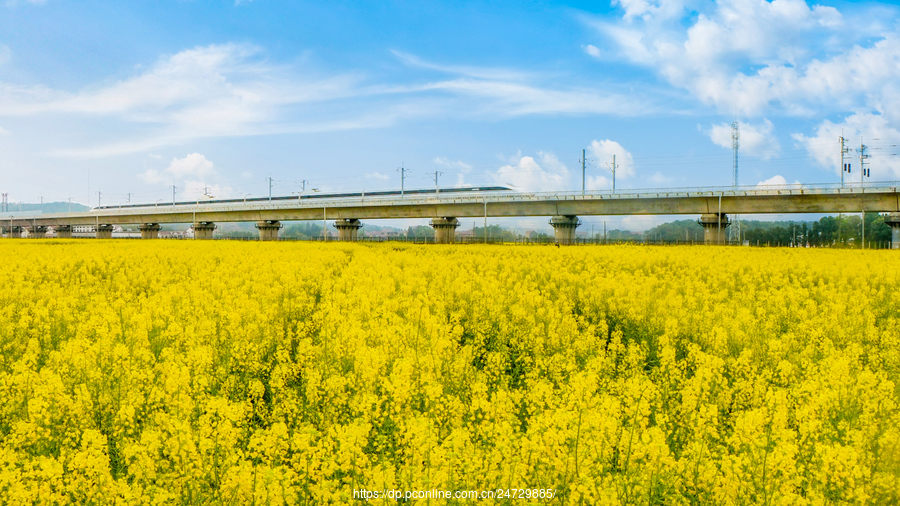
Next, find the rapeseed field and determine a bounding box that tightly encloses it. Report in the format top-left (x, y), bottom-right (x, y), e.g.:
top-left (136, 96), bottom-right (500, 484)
top-left (0, 240), bottom-right (898, 504)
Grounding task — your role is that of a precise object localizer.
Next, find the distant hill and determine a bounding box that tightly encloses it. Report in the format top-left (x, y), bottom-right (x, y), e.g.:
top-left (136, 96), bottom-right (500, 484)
top-left (3, 201), bottom-right (91, 213)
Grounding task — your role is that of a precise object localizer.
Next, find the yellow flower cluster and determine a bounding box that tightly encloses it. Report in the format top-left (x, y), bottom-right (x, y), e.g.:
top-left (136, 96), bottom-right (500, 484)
top-left (0, 240), bottom-right (898, 504)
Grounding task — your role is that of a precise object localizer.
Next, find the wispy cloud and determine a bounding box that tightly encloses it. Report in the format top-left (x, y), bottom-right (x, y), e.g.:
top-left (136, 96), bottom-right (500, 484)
top-left (0, 43), bottom-right (658, 158)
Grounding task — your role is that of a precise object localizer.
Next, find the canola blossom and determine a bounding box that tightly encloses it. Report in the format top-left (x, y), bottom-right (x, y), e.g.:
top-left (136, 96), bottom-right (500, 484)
top-left (0, 240), bottom-right (898, 504)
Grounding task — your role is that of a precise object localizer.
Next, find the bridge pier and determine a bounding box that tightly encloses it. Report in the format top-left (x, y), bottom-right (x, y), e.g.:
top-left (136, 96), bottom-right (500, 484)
top-left (139, 223), bottom-right (162, 239)
top-left (698, 214), bottom-right (730, 245)
top-left (430, 217), bottom-right (460, 244)
top-left (885, 213), bottom-right (900, 249)
top-left (55, 225), bottom-right (72, 239)
top-left (96, 224), bottom-right (114, 239)
top-left (333, 219), bottom-right (362, 241)
top-left (5, 226), bottom-right (22, 238)
top-left (192, 222), bottom-right (216, 240)
top-left (550, 215), bottom-right (581, 245)
top-left (26, 225), bottom-right (48, 238)
top-left (256, 220), bottom-right (282, 241)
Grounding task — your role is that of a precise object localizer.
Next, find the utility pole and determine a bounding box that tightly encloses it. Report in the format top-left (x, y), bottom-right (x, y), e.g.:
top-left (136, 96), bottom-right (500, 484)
top-left (1, 193), bottom-right (6, 213)
top-left (858, 138), bottom-right (870, 184)
top-left (430, 171), bottom-right (442, 195)
top-left (607, 155), bottom-right (617, 193)
top-left (840, 134), bottom-right (851, 186)
top-left (67, 197), bottom-right (72, 213)
top-left (398, 164), bottom-right (408, 196)
top-left (581, 148), bottom-right (586, 195)
top-left (170, 185), bottom-right (176, 205)
top-left (267, 177), bottom-right (274, 201)
top-left (126, 192), bottom-right (133, 203)
top-left (298, 180), bottom-right (309, 200)
top-left (859, 138), bottom-right (870, 248)
top-left (40, 196), bottom-right (43, 214)
top-left (97, 191), bottom-right (101, 208)
top-left (730, 121), bottom-right (741, 244)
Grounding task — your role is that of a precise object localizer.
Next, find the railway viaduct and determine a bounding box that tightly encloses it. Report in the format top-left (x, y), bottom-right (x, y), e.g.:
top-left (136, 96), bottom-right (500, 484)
top-left (5, 183), bottom-right (900, 247)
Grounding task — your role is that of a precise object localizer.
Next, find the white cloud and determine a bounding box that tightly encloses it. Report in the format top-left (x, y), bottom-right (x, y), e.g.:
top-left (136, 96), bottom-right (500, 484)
top-left (419, 78), bottom-right (643, 117)
top-left (365, 172), bottom-right (391, 181)
top-left (647, 171), bottom-right (673, 185)
top-left (139, 153), bottom-right (215, 184)
top-left (709, 119), bottom-right (780, 159)
top-left (434, 157), bottom-right (473, 187)
top-left (0, 43), bottom-right (366, 155)
top-left (167, 153), bottom-right (214, 178)
top-left (793, 113), bottom-right (900, 179)
top-left (585, 139), bottom-right (634, 190)
top-left (433, 156), bottom-right (472, 172)
top-left (589, 0), bottom-right (900, 117)
top-left (757, 175), bottom-right (801, 186)
top-left (494, 152), bottom-right (569, 192)
top-left (138, 168), bottom-right (164, 184)
top-left (583, 44), bottom-right (601, 58)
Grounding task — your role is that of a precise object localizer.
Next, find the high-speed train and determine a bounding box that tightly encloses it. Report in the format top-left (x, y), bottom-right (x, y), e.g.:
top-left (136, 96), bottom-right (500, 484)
top-left (92, 185), bottom-right (514, 211)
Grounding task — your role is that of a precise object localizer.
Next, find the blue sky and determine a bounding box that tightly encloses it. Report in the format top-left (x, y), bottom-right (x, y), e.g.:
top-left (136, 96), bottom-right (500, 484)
top-left (2, 0), bottom-right (900, 230)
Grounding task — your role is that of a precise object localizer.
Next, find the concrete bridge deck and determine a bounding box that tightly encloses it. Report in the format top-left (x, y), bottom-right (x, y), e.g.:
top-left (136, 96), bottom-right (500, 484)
top-left (5, 182), bottom-right (900, 245)
top-left (7, 182), bottom-right (900, 227)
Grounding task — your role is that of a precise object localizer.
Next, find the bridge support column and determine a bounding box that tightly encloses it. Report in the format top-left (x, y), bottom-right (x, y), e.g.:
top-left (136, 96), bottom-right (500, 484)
top-left (192, 222), bottom-right (216, 240)
top-left (139, 223), bottom-right (162, 239)
top-left (430, 217), bottom-right (460, 244)
top-left (96, 224), bottom-right (114, 239)
top-left (333, 219), bottom-right (362, 241)
top-left (550, 215), bottom-right (580, 245)
top-left (5, 226), bottom-right (22, 238)
top-left (885, 213), bottom-right (900, 249)
top-left (255, 220), bottom-right (282, 241)
top-left (26, 225), bottom-right (47, 238)
top-left (698, 214), bottom-right (730, 245)
top-left (55, 225), bottom-right (72, 239)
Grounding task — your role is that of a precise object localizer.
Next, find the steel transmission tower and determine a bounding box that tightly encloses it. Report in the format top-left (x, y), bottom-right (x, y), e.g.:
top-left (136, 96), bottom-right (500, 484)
top-left (729, 121), bottom-right (741, 244)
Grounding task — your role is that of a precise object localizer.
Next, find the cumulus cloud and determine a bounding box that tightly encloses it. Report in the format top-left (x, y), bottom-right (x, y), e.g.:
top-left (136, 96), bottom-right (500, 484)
top-left (709, 119), bottom-right (780, 159)
top-left (583, 44), bottom-right (601, 58)
top-left (585, 139), bottom-right (634, 190)
top-left (167, 153), bottom-right (214, 178)
top-left (757, 175), bottom-right (801, 186)
top-left (494, 152), bottom-right (569, 192)
top-left (590, 0), bottom-right (900, 117)
top-left (793, 113), bottom-right (900, 179)
top-left (140, 153), bottom-right (216, 184)
top-left (364, 172), bottom-right (391, 180)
